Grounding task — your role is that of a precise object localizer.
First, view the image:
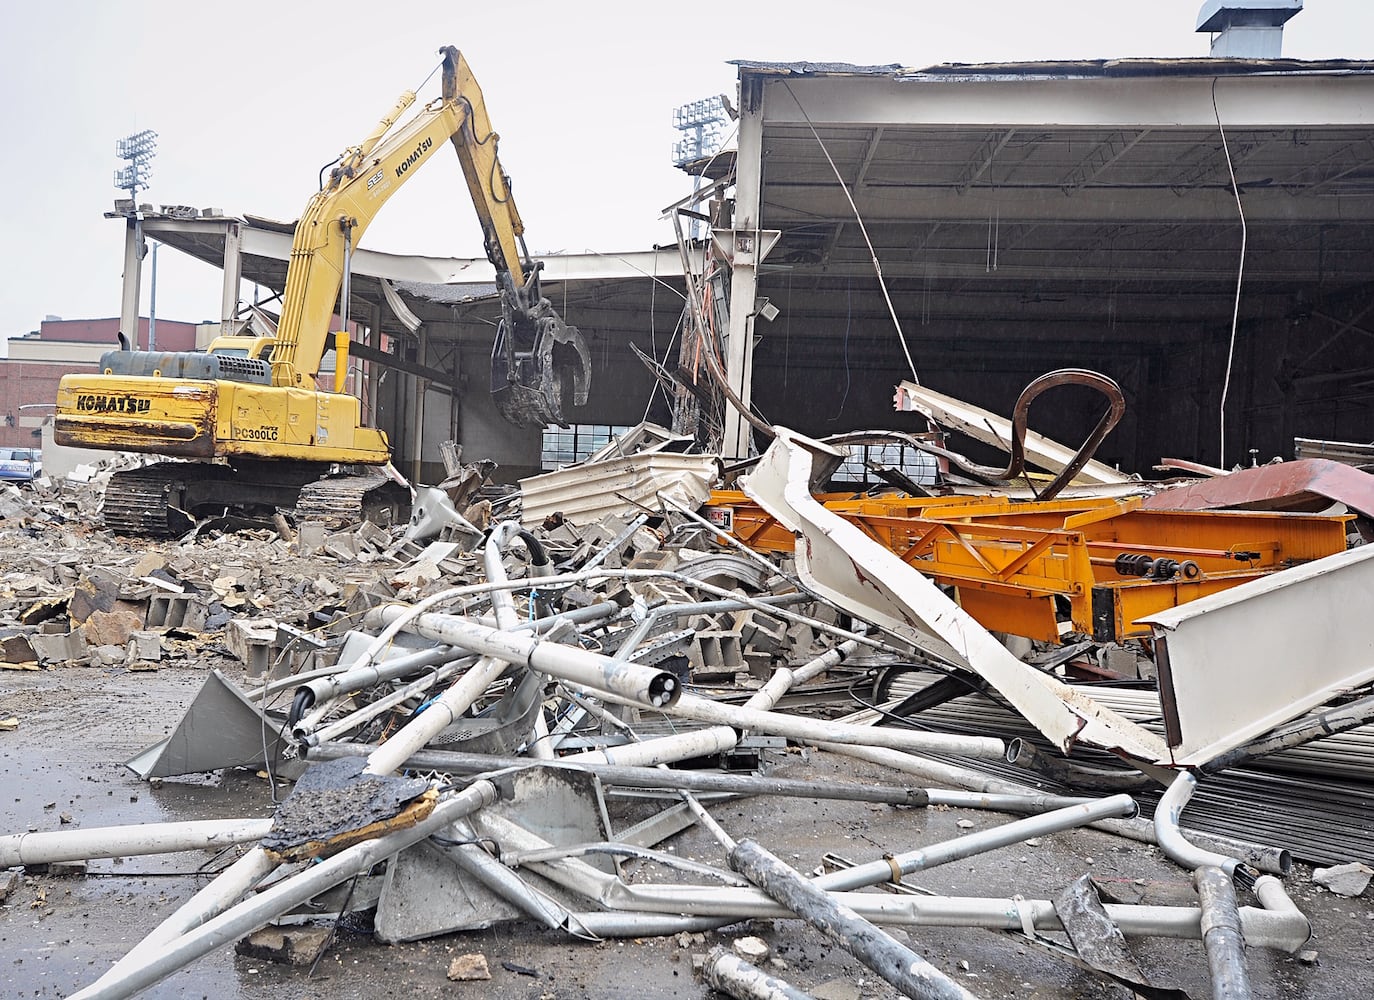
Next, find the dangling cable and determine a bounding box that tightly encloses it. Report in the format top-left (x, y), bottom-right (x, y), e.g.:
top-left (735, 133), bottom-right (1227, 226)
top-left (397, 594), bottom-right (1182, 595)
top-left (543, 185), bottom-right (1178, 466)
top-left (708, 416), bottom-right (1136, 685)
top-left (1213, 77), bottom-right (1248, 468)
top-left (783, 81), bottom-right (920, 384)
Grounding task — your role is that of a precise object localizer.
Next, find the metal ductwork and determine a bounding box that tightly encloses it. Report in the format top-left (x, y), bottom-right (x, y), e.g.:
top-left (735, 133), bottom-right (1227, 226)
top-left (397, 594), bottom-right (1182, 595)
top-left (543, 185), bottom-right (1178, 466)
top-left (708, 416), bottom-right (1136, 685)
top-left (1197, 0), bottom-right (1303, 58)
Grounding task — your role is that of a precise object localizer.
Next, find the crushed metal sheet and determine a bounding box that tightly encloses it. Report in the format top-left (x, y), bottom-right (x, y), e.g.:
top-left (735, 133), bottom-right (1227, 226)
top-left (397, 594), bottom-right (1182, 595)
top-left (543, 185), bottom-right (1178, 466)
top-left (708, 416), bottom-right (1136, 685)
top-left (1144, 543), bottom-right (1374, 766)
top-left (261, 756), bottom-right (435, 862)
top-left (740, 426), bottom-right (1168, 764)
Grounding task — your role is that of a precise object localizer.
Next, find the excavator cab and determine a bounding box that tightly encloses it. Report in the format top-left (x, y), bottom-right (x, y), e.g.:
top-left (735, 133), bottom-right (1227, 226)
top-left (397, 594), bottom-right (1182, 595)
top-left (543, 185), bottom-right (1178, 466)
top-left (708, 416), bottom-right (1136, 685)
top-left (489, 263), bottom-right (592, 427)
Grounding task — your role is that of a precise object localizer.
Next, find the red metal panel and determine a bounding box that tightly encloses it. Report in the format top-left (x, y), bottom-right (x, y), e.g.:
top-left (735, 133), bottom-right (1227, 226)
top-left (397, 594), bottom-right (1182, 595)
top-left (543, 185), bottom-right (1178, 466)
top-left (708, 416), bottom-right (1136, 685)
top-left (1142, 459), bottom-right (1374, 520)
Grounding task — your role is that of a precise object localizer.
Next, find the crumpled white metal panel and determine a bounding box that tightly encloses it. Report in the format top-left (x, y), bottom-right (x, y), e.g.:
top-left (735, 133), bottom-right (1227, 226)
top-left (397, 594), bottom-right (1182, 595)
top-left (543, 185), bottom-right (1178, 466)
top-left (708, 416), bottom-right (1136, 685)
top-left (519, 453), bottom-right (720, 528)
top-left (742, 426), bottom-right (1168, 764)
top-left (1144, 542), bottom-right (1374, 767)
top-left (893, 380), bottom-right (1132, 485)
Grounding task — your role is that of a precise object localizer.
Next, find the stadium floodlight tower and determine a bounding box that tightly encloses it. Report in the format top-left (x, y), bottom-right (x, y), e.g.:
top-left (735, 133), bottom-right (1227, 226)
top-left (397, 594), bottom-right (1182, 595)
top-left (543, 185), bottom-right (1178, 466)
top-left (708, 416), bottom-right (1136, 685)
top-left (672, 97), bottom-right (728, 239)
top-left (114, 129), bottom-right (157, 203)
top-left (113, 129), bottom-right (158, 347)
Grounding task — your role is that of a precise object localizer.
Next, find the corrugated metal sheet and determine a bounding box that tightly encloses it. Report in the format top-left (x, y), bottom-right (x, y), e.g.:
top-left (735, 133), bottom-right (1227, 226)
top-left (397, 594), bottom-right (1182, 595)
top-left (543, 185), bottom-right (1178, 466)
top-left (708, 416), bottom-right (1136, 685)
top-left (519, 454), bottom-right (720, 528)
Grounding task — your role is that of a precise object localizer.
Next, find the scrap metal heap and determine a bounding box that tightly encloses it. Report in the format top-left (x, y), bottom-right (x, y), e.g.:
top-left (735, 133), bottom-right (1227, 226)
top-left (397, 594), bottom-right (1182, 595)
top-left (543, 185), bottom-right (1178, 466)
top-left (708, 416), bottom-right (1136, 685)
top-left (2, 395), bottom-right (1373, 998)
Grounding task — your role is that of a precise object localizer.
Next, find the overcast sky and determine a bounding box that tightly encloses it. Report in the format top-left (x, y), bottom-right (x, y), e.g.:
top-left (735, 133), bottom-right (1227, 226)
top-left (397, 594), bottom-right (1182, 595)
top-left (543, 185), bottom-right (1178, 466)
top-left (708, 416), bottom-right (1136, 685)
top-left (2, 0), bottom-right (1371, 350)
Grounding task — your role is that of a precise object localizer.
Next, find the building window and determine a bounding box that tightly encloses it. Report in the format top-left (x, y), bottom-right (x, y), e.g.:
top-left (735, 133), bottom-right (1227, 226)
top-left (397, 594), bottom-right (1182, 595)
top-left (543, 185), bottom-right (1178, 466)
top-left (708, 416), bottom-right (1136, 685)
top-left (540, 424), bottom-right (634, 470)
top-left (832, 442), bottom-right (940, 488)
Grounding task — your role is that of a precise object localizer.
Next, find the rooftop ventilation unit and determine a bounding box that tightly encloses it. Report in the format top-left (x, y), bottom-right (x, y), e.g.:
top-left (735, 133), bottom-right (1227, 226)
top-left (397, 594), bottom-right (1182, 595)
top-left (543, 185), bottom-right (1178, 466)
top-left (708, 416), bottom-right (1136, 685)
top-left (1197, 0), bottom-right (1303, 58)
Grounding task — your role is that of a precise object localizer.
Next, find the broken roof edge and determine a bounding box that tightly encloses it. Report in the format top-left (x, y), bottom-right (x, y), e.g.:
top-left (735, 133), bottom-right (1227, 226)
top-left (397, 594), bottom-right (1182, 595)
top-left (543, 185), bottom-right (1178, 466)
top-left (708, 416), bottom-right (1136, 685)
top-left (732, 56), bottom-right (1374, 82)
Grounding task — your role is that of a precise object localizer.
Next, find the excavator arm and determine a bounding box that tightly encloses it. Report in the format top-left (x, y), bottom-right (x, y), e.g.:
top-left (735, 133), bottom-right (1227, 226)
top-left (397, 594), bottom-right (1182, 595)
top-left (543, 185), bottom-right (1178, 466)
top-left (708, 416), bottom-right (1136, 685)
top-left (273, 45), bottom-right (589, 425)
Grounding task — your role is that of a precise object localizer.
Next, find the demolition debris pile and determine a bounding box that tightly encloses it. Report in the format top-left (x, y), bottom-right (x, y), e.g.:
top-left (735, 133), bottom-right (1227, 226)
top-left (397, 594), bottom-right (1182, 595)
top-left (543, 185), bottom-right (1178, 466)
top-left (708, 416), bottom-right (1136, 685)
top-left (2, 410), bottom-right (1373, 999)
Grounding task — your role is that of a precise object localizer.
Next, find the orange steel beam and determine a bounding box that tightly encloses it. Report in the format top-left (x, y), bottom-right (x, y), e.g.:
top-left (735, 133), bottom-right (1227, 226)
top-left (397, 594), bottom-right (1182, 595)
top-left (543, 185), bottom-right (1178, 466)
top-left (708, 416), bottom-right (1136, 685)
top-left (706, 490), bottom-right (1349, 643)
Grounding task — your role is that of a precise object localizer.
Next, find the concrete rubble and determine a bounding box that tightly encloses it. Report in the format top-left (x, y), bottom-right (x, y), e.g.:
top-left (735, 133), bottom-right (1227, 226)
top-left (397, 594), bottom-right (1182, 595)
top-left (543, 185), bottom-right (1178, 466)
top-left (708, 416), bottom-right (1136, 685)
top-left (1, 416), bottom-right (1372, 999)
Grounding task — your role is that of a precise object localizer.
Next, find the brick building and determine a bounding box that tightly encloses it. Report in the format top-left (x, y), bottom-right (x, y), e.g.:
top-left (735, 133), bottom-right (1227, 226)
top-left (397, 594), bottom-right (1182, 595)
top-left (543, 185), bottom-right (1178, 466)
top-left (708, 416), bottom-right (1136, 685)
top-left (0, 316), bottom-right (204, 449)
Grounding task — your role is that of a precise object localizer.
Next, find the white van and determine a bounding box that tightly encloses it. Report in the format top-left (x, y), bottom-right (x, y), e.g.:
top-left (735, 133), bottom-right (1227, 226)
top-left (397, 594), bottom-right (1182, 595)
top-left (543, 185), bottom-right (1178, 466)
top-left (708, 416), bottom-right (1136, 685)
top-left (0, 447), bottom-right (41, 482)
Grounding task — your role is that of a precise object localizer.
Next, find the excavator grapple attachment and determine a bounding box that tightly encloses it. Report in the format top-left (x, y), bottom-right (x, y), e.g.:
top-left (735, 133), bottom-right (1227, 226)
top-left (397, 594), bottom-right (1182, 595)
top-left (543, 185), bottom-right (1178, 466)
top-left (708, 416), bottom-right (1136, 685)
top-left (490, 277), bottom-right (592, 427)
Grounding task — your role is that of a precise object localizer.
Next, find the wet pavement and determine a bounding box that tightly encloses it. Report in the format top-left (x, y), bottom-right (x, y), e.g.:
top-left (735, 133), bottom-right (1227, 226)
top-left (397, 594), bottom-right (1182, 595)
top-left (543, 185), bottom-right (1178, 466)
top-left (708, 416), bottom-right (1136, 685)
top-left (4, 660), bottom-right (1374, 999)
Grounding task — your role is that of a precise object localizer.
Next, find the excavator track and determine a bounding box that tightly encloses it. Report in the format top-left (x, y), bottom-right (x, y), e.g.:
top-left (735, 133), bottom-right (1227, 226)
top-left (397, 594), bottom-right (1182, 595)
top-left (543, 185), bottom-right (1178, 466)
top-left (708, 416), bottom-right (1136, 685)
top-left (102, 463), bottom-right (408, 537)
top-left (101, 464), bottom-right (234, 537)
top-left (293, 471), bottom-right (410, 529)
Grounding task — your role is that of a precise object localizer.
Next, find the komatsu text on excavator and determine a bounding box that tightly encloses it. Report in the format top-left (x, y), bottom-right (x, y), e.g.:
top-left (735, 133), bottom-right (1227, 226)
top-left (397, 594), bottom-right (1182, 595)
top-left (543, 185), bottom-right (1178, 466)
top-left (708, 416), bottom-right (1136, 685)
top-left (54, 45), bottom-right (591, 536)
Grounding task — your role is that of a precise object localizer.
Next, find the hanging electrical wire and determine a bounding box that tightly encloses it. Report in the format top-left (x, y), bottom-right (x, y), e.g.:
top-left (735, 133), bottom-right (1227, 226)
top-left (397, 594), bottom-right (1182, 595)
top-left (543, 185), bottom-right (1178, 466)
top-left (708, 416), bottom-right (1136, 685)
top-left (782, 81), bottom-right (921, 385)
top-left (1213, 77), bottom-right (1249, 469)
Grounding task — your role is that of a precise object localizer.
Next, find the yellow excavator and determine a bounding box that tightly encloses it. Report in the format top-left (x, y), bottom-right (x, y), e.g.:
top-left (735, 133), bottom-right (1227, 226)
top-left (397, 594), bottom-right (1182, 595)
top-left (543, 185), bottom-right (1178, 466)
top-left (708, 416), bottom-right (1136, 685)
top-left (54, 46), bottom-right (590, 536)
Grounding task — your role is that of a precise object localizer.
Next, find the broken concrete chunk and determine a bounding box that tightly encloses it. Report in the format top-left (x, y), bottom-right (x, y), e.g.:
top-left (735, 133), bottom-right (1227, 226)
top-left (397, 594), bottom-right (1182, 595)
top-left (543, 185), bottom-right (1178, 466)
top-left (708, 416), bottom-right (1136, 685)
top-left (28, 631), bottom-right (88, 664)
top-left (69, 570), bottom-right (126, 624)
top-left (1, 633), bottom-right (37, 664)
top-left (225, 618), bottom-right (279, 677)
top-left (91, 644), bottom-right (127, 667)
top-left (145, 593), bottom-right (209, 631)
top-left (732, 935), bottom-right (771, 962)
top-left (79, 608), bottom-right (144, 648)
top-left (447, 952), bottom-right (492, 981)
top-left (234, 926), bottom-right (330, 966)
top-left (295, 521), bottom-right (329, 555)
top-left (129, 552), bottom-right (169, 578)
top-left (19, 594), bottom-right (67, 626)
top-left (125, 631), bottom-right (162, 662)
top-left (1313, 862), bottom-right (1374, 897)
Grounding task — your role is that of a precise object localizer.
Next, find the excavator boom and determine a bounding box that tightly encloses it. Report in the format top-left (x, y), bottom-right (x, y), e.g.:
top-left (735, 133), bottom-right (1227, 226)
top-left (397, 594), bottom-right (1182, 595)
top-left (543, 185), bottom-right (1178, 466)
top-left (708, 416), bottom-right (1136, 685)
top-left (272, 45), bottom-right (590, 425)
top-left (53, 44), bottom-right (590, 536)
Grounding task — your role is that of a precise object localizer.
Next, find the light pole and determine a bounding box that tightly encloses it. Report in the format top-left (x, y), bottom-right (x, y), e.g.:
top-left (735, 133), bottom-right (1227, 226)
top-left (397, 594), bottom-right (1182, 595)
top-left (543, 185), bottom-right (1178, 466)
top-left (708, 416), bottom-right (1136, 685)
top-left (672, 97), bottom-right (728, 240)
top-left (114, 130), bottom-right (157, 347)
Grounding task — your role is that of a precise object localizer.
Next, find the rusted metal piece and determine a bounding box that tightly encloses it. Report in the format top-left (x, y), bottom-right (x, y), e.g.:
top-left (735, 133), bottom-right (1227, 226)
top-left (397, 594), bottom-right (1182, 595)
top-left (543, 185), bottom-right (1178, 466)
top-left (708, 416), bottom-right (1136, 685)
top-left (260, 756), bottom-right (435, 862)
top-left (968, 369), bottom-right (1127, 500)
top-left (894, 376), bottom-right (1132, 486)
top-left (1142, 457), bottom-right (1374, 521)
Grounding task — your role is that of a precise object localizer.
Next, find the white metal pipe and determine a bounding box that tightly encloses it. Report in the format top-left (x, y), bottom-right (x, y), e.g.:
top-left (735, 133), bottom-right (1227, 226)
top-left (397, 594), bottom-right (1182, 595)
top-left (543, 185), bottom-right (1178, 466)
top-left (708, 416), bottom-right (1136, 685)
top-left (572, 726), bottom-right (740, 767)
top-left (475, 812), bottom-right (1310, 951)
top-left (296, 654), bottom-right (477, 745)
top-left (0, 818), bottom-right (271, 867)
top-left (440, 821), bottom-right (566, 930)
top-left (360, 566), bottom-right (906, 658)
top-left (364, 655), bottom-right (509, 775)
top-left (811, 794), bottom-right (1138, 892)
top-left (599, 689), bottom-right (1004, 758)
top-left (1154, 771), bottom-right (1247, 877)
top-left (296, 645), bottom-right (456, 714)
top-left (818, 742), bottom-right (1291, 875)
top-left (309, 742), bottom-right (930, 805)
top-left (484, 521), bottom-right (525, 630)
top-left (372, 604), bottom-right (680, 708)
top-left (1154, 771), bottom-right (1308, 946)
top-left (528, 704), bottom-right (556, 761)
top-left (83, 846), bottom-right (277, 992)
top-left (296, 603), bottom-right (620, 744)
top-left (925, 790), bottom-right (1097, 813)
top-left (572, 641), bottom-right (862, 769)
top-left (69, 781), bottom-right (498, 1000)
